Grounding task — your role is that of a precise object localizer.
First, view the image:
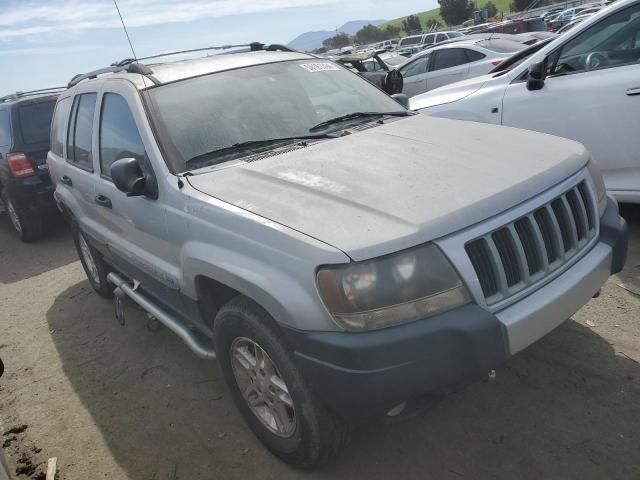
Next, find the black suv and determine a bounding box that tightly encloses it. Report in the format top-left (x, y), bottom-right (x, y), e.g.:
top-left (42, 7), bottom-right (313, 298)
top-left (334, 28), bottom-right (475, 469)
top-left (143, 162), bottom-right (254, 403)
top-left (0, 88), bottom-right (63, 242)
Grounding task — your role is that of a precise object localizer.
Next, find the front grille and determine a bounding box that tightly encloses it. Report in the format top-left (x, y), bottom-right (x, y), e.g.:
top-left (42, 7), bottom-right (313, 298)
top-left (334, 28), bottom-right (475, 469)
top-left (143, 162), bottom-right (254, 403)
top-left (465, 181), bottom-right (597, 303)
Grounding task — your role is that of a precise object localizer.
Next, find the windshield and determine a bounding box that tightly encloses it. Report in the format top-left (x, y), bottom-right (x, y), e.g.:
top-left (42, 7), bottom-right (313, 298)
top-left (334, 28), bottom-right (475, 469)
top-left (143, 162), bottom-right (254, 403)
top-left (147, 59), bottom-right (405, 173)
top-left (18, 99), bottom-right (56, 145)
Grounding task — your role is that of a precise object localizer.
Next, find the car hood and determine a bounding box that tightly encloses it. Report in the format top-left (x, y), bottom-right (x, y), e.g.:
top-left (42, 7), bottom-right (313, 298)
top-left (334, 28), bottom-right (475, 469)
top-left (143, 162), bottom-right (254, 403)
top-left (187, 115), bottom-right (589, 261)
top-left (409, 73), bottom-right (498, 110)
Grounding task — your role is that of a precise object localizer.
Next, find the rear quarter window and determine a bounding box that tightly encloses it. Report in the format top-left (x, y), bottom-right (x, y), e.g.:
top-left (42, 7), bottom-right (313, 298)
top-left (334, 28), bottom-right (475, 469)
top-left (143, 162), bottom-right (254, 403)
top-left (18, 100), bottom-right (56, 145)
top-left (50, 97), bottom-right (71, 156)
top-left (0, 110), bottom-right (10, 147)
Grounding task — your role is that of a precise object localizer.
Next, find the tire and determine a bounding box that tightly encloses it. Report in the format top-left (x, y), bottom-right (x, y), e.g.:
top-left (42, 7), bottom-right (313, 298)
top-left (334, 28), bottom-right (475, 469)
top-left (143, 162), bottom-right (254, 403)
top-left (214, 296), bottom-right (350, 468)
top-left (2, 192), bottom-right (46, 243)
top-left (73, 228), bottom-right (113, 299)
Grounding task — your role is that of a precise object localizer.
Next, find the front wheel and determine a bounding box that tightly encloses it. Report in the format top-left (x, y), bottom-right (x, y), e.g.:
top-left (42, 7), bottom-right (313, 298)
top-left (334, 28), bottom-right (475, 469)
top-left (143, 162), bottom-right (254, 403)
top-left (214, 296), bottom-right (350, 468)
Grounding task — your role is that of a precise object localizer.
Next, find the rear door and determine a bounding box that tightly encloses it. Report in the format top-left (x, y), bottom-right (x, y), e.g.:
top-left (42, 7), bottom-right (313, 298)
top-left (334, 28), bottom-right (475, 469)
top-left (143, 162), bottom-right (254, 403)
top-left (427, 48), bottom-right (471, 90)
top-left (502, 2), bottom-right (640, 199)
top-left (62, 91), bottom-right (100, 238)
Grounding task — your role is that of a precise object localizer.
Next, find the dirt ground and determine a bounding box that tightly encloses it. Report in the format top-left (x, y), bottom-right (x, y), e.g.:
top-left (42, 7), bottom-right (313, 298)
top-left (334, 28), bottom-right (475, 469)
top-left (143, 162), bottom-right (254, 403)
top-left (1, 207), bottom-right (639, 480)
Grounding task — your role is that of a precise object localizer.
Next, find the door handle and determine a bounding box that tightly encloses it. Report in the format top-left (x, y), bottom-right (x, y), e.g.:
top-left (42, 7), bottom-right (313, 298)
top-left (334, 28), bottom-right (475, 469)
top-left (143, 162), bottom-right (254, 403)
top-left (94, 194), bottom-right (112, 209)
top-left (60, 175), bottom-right (73, 186)
top-left (626, 87), bottom-right (640, 96)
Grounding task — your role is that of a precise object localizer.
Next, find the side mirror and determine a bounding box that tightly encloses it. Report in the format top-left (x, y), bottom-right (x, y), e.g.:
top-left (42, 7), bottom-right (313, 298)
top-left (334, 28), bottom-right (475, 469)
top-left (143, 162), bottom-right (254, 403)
top-left (111, 157), bottom-right (147, 197)
top-left (391, 93), bottom-right (410, 108)
top-left (527, 60), bottom-right (546, 91)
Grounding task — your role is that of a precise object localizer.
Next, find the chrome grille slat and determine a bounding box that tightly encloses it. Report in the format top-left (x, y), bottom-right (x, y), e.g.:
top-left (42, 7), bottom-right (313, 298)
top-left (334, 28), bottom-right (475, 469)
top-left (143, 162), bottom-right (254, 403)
top-left (526, 213), bottom-right (550, 272)
top-left (485, 236), bottom-right (509, 295)
top-left (545, 204), bottom-right (568, 257)
top-left (465, 180), bottom-right (598, 305)
top-left (507, 224), bottom-right (531, 283)
top-left (560, 196), bottom-right (579, 250)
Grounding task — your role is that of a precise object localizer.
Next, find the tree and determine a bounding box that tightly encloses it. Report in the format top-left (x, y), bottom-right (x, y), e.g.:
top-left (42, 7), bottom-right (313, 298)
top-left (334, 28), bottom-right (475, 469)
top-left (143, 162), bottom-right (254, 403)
top-left (322, 32), bottom-right (351, 50)
top-left (438, 0), bottom-right (474, 25)
top-left (385, 24), bottom-right (401, 39)
top-left (510, 0), bottom-right (533, 12)
top-left (485, 1), bottom-right (498, 17)
top-left (402, 15), bottom-right (423, 35)
top-left (354, 24), bottom-right (387, 44)
top-left (424, 18), bottom-right (443, 31)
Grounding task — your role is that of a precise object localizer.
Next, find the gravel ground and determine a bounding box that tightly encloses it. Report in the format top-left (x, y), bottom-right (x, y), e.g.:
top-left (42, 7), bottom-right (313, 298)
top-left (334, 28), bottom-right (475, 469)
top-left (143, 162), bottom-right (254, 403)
top-left (0, 207), bottom-right (639, 480)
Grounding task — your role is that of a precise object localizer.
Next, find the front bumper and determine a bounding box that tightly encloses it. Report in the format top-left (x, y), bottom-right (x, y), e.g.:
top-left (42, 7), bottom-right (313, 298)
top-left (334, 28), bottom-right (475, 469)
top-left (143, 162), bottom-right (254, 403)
top-left (285, 197), bottom-right (627, 419)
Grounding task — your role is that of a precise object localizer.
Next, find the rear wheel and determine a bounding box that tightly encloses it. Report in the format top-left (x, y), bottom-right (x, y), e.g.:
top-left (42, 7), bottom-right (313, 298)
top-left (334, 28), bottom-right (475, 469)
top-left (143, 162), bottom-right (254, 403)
top-left (73, 228), bottom-right (113, 298)
top-left (214, 296), bottom-right (350, 468)
top-left (1, 192), bottom-right (45, 243)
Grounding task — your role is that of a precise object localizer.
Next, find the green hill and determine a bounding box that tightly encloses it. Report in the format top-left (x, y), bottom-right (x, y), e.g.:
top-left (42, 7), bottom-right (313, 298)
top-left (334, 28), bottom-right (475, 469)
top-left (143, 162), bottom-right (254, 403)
top-left (380, 0), bottom-right (513, 33)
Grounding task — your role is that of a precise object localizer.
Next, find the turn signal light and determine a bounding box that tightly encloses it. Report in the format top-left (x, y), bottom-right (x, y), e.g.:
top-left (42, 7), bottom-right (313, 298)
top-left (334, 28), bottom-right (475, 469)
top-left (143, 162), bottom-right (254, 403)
top-left (7, 152), bottom-right (35, 179)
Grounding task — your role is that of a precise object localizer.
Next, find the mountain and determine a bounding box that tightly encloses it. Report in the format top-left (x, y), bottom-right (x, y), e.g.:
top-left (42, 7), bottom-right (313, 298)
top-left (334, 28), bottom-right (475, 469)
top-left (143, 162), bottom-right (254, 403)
top-left (288, 19), bottom-right (386, 52)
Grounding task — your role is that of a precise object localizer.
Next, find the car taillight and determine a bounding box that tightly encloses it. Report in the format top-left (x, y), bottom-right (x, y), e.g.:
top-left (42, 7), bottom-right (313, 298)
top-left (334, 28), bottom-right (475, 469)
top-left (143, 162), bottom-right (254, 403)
top-left (7, 152), bottom-right (35, 179)
top-left (491, 59), bottom-right (503, 66)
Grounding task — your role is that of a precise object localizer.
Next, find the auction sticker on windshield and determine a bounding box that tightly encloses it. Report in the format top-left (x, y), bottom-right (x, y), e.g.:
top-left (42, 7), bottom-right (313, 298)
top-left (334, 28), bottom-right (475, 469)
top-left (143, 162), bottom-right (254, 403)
top-left (299, 63), bottom-right (341, 73)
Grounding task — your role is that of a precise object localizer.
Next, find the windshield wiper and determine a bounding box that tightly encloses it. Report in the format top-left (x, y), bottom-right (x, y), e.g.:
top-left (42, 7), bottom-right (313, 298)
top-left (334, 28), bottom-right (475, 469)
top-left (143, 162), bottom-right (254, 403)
top-left (309, 111), bottom-right (412, 132)
top-left (185, 133), bottom-right (342, 170)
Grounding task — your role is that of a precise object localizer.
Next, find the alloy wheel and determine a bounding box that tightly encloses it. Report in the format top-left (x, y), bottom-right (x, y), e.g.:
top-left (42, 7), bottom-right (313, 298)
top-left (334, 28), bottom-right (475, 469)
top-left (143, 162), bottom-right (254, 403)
top-left (230, 337), bottom-right (296, 438)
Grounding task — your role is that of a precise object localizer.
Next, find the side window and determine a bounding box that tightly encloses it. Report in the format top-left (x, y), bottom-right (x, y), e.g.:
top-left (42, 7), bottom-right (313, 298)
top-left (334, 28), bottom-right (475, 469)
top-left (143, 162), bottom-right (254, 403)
top-left (436, 33), bottom-right (448, 43)
top-left (431, 49), bottom-right (469, 71)
top-left (548, 3), bottom-right (640, 76)
top-left (401, 55), bottom-right (429, 77)
top-left (0, 110), bottom-right (10, 147)
top-left (99, 93), bottom-right (146, 178)
top-left (67, 93), bottom-right (97, 169)
top-left (422, 34), bottom-right (435, 45)
top-left (465, 49), bottom-right (486, 62)
top-left (50, 97), bottom-right (71, 156)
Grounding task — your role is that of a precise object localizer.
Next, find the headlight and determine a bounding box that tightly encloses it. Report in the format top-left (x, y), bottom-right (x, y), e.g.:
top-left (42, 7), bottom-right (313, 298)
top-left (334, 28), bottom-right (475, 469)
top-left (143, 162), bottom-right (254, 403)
top-left (587, 159), bottom-right (607, 217)
top-left (316, 244), bottom-right (470, 331)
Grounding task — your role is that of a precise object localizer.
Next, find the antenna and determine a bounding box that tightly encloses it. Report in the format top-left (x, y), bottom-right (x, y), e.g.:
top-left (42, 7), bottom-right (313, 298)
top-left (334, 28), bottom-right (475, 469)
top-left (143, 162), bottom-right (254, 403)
top-left (112, 0), bottom-right (137, 60)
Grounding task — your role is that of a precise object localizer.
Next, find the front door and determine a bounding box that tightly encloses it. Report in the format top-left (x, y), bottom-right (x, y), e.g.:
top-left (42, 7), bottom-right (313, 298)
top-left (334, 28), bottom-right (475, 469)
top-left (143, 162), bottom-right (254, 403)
top-left (90, 81), bottom-right (187, 315)
top-left (400, 54), bottom-right (430, 97)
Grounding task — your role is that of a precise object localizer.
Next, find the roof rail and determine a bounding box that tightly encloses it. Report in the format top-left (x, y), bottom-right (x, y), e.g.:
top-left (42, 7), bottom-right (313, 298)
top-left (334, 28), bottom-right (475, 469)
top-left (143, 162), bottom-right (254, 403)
top-left (0, 87), bottom-right (66, 104)
top-left (114, 42), bottom-right (295, 66)
top-left (68, 42), bottom-right (298, 89)
top-left (67, 62), bottom-right (156, 89)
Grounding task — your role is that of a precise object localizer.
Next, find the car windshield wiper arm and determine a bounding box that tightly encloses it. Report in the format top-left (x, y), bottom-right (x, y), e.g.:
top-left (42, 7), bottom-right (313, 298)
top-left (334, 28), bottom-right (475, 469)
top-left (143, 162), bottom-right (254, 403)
top-left (185, 133), bottom-right (341, 169)
top-left (309, 111), bottom-right (411, 132)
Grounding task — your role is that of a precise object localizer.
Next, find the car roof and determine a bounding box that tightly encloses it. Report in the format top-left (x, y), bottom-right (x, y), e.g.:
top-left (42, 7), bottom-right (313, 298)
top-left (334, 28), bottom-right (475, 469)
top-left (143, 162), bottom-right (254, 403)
top-left (66, 50), bottom-right (313, 92)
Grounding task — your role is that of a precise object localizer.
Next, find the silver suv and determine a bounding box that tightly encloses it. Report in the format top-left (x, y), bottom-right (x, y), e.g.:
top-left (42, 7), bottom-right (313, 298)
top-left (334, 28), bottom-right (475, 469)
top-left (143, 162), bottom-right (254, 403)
top-left (48, 44), bottom-right (627, 468)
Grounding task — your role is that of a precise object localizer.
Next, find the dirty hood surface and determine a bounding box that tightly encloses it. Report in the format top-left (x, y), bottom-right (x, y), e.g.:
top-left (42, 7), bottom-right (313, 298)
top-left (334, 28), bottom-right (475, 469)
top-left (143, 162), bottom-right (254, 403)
top-left (187, 115), bottom-right (589, 261)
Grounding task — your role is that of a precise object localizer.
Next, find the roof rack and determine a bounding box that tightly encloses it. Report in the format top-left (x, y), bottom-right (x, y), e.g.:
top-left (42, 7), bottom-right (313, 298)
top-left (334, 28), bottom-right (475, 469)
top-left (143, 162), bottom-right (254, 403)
top-left (68, 42), bottom-right (296, 89)
top-left (0, 87), bottom-right (66, 104)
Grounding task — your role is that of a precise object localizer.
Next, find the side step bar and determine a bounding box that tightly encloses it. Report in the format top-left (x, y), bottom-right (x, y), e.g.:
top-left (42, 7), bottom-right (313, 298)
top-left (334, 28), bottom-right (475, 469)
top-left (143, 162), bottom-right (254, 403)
top-left (107, 272), bottom-right (217, 360)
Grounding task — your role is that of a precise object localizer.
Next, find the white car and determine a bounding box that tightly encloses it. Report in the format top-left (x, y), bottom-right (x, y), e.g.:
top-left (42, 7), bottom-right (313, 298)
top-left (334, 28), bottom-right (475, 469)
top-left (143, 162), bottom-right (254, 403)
top-left (399, 39), bottom-right (524, 97)
top-left (411, 0), bottom-right (640, 202)
top-left (397, 31), bottom-right (464, 49)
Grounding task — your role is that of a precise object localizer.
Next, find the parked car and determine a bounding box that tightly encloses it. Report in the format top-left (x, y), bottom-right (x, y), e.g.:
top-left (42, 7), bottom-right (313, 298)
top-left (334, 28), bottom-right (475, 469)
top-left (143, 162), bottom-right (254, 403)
top-left (0, 88), bottom-right (63, 241)
top-left (397, 31), bottom-right (464, 49)
top-left (556, 16), bottom-right (588, 33)
top-left (411, 0), bottom-right (640, 202)
top-left (330, 50), bottom-right (404, 94)
top-left (512, 31), bottom-right (558, 44)
top-left (476, 16), bottom-right (548, 34)
top-left (373, 39), bottom-right (395, 51)
top-left (49, 42), bottom-right (627, 468)
top-left (400, 39), bottom-right (525, 97)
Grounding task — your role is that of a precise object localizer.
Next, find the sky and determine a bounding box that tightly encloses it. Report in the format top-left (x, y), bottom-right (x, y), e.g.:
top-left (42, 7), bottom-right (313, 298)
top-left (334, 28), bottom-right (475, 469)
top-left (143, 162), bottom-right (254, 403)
top-left (0, 0), bottom-right (436, 94)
